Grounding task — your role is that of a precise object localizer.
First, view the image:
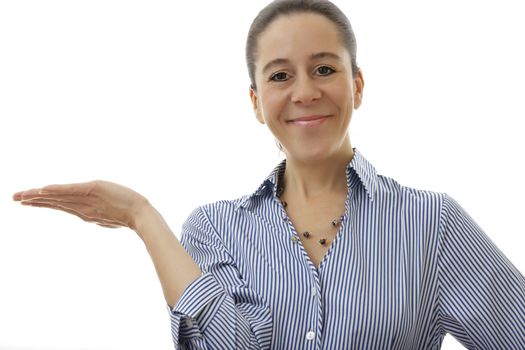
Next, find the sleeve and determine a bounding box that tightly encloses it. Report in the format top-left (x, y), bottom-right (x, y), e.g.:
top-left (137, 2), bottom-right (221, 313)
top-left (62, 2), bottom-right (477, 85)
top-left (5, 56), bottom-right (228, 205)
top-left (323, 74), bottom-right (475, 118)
top-left (166, 206), bottom-right (273, 350)
top-left (437, 193), bottom-right (525, 349)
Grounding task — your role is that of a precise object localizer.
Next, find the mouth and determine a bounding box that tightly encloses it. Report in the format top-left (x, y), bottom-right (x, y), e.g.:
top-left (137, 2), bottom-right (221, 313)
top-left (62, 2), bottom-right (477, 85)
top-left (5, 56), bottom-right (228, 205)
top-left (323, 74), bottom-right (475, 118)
top-left (287, 115), bottom-right (331, 127)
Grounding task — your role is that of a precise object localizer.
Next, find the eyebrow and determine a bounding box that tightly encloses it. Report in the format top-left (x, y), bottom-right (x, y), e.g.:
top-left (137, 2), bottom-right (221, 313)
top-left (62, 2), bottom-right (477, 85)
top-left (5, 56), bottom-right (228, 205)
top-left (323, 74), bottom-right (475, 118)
top-left (261, 52), bottom-right (342, 74)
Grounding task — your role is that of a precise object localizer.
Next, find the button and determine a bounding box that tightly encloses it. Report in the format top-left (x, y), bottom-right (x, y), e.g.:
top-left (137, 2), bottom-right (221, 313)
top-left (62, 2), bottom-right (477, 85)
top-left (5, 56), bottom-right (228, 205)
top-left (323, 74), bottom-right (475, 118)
top-left (306, 331), bottom-right (315, 340)
top-left (291, 235), bottom-right (298, 243)
top-left (185, 318), bottom-right (193, 327)
top-left (312, 287), bottom-right (317, 296)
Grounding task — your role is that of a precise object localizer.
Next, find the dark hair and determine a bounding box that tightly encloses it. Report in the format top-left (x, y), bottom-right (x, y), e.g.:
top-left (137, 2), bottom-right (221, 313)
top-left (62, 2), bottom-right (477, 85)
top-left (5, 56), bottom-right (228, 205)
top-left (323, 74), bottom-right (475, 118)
top-left (246, 0), bottom-right (359, 91)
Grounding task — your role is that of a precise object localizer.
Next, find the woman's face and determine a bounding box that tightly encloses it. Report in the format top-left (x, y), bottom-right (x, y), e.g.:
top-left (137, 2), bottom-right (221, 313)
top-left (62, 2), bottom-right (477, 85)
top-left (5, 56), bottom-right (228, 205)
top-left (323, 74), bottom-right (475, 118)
top-left (250, 12), bottom-right (364, 163)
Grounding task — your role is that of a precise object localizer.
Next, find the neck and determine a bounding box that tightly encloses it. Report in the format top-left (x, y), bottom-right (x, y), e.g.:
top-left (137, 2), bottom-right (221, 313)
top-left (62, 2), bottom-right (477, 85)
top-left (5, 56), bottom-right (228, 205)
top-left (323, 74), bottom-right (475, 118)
top-left (282, 145), bottom-right (354, 201)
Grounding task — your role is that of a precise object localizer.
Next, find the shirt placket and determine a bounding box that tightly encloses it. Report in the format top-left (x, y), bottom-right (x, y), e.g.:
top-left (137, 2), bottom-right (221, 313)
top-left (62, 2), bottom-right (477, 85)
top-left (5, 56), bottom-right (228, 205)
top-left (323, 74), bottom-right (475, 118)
top-left (283, 215), bottom-right (324, 350)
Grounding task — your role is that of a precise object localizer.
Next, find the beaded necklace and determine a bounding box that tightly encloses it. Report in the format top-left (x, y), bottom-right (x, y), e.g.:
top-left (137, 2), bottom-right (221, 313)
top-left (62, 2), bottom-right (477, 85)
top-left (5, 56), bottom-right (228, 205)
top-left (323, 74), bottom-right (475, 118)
top-left (277, 184), bottom-right (345, 246)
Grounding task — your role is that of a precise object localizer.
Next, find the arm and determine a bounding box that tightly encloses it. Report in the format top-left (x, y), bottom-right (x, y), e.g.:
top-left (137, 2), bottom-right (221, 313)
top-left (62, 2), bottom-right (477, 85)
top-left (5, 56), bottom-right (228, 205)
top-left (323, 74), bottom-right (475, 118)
top-left (132, 202), bottom-right (202, 308)
top-left (162, 205), bottom-right (273, 350)
top-left (438, 194), bottom-right (525, 349)
top-left (13, 181), bottom-right (272, 349)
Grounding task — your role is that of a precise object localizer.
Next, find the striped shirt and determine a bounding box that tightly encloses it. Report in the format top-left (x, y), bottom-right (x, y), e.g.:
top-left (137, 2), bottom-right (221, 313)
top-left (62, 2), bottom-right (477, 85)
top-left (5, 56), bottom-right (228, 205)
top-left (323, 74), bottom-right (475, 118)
top-left (168, 147), bottom-right (525, 349)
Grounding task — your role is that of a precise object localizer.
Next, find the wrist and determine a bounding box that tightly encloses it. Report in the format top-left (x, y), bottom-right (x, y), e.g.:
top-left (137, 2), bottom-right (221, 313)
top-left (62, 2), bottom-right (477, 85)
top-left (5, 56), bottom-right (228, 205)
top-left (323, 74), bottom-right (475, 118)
top-left (129, 196), bottom-right (155, 234)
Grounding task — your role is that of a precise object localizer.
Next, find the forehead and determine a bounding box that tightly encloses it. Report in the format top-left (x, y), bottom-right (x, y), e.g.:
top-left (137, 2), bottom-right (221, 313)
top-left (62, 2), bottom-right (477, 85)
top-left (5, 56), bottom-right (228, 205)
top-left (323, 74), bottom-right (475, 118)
top-left (256, 12), bottom-right (347, 64)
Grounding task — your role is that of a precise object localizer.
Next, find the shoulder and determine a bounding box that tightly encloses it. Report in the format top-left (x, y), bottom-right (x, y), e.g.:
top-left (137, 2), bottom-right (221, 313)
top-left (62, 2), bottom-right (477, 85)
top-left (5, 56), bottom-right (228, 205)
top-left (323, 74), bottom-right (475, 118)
top-left (184, 195), bottom-right (257, 227)
top-left (372, 173), bottom-right (448, 220)
top-left (375, 172), bottom-right (446, 201)
top-left (200, 195), bottom-right (252, 215)
top-left (371, 173), bottom-right (455, 241)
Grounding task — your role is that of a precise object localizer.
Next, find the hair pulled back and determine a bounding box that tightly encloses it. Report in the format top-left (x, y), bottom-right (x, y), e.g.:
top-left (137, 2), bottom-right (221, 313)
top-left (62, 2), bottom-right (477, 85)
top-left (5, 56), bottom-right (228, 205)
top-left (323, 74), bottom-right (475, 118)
top-left (246, 0), bottom-right (359, 90)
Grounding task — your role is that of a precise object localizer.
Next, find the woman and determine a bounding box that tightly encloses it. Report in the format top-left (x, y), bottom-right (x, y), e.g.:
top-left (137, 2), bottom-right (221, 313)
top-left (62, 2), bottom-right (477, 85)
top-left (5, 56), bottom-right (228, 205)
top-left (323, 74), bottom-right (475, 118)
top-left (12, 0), bottom-right (525, 349)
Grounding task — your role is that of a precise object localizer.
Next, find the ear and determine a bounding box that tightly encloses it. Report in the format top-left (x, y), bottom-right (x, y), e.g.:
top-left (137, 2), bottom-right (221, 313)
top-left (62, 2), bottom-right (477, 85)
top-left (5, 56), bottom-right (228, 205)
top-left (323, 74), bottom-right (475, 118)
top-left (353, 69), bottom-right (365, 110)
top-left (249, 86), bottom-right (265, 124)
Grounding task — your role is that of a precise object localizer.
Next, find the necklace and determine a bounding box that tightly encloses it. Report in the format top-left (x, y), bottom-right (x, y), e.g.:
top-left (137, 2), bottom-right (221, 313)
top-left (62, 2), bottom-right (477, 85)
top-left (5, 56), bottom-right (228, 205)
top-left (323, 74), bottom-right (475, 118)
top-left (277, 185), bottom-right (345, 246)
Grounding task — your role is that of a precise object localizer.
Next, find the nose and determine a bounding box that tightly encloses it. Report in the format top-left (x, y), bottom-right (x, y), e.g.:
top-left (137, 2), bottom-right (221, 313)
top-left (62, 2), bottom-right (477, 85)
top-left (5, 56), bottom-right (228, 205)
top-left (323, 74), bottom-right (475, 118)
top-left (291, 75), bottom-right (321, 105)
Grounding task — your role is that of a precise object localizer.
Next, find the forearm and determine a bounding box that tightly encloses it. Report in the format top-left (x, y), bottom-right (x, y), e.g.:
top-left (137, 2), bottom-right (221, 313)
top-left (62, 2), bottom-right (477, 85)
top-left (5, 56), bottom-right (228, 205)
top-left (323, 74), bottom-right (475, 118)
top-left (133, 202), bottom-right (202, 308)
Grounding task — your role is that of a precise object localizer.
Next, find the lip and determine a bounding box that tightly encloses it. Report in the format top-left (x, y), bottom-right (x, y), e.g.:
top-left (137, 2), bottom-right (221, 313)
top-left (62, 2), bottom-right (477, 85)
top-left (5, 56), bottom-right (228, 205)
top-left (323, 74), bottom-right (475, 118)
top-left (288, 115), bottom-right (331, 127)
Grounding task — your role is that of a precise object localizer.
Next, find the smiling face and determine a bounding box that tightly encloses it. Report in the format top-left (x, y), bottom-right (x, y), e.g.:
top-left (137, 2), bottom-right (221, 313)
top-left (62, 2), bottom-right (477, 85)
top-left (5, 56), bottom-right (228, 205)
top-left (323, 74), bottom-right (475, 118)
top-left (250, 12), bottom-right (364, 163)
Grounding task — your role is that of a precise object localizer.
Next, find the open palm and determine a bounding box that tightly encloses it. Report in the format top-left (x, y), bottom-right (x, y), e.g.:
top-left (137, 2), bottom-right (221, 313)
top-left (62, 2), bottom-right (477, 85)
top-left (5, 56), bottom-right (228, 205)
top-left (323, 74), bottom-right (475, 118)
top-left (13, 180), bottom-right (148, 230)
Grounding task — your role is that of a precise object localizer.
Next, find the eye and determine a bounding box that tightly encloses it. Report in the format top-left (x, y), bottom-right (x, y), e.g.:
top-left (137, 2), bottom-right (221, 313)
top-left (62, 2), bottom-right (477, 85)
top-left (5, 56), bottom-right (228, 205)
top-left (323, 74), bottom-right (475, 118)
top-left (269, 72), bottom-right (289, 82)
top-left (316, 65), bottom-right (335, 76)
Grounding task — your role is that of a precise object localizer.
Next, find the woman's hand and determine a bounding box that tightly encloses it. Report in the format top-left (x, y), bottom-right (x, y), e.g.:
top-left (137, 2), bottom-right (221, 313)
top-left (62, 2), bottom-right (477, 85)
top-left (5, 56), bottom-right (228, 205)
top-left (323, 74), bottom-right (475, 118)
top-left (12, 180), bottom-right (149, 231)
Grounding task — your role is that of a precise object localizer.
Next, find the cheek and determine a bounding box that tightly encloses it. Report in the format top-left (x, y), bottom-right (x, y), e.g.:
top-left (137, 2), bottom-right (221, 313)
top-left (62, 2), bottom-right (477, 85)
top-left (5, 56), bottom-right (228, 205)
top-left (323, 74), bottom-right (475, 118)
top-left (330, 80), bottom-right (354, 110)
top-left (261, 89), bottom-right (289, 123)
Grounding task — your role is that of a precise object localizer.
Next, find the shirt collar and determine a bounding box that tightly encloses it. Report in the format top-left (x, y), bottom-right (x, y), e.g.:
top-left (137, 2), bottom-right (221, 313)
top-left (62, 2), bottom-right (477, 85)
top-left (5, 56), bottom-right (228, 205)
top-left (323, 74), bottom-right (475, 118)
top-left (237, 147), bottom-right (378, 209)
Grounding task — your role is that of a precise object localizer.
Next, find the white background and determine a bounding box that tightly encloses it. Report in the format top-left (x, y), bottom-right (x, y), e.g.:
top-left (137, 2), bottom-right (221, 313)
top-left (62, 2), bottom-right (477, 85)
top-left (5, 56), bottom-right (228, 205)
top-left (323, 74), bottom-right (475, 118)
top-left (1, 0), bottom-right (524, 349)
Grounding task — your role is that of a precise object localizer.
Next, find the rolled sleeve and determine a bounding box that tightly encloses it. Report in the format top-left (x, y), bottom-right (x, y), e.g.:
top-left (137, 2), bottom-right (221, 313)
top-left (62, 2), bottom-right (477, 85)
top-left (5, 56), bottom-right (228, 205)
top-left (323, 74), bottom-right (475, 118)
top-left (166, 205), bottom-right (273, 350)
top-left (438, 193), bottom-right (525, 349)
top-left (172, 273), bottom-right (223, 317)
top-left (167, 273), bottom-right (223, 347)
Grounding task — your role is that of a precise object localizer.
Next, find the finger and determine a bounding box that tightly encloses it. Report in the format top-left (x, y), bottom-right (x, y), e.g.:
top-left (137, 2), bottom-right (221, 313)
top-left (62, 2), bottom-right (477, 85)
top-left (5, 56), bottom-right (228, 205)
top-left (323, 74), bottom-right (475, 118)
top-left (22, 199), bottom-right (128, 227)
top-left (13, 188), bottom-right (41, 201)
top-left (29, 201), bottom-right (127, 227)
top-left (39, 182), bottom-right (96, 195)
top-left (22, 197), bottom-right (101, 219)
top-left (20, 195), bottom-right (96, 206)
top-left (20, 201), bottom-right (93, 222)
top-left (96, 223), bottom-right (120, 229)
top-left (21, 201), bottom-right (126, 227)
top-left (14, 189), bottom-right (64, 201)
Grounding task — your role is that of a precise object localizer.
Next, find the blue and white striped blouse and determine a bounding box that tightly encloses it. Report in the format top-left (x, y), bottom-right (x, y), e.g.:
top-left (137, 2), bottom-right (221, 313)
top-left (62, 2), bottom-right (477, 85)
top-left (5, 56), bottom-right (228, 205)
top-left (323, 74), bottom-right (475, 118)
top-left (168, 147), bottom-right (525, 349)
